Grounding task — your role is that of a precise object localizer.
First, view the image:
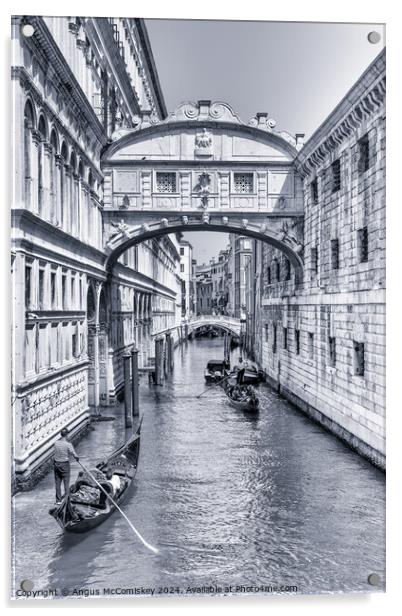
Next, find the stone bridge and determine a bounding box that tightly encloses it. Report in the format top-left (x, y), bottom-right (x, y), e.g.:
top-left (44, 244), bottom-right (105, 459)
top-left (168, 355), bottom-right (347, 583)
top-left (100, 100), bottom-right (305, 283)
top-left (186, 315), bottom-right (241, 337)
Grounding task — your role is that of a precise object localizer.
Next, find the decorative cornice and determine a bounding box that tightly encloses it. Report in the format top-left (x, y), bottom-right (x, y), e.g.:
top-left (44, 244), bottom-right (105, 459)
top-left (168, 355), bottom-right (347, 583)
top-left (295, 49), bottom-right (386, 179)
top-left (19, 17), bottom-right (108, 147)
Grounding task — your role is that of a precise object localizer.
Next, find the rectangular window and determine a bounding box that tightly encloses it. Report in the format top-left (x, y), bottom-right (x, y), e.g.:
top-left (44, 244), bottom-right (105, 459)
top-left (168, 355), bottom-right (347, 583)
top-left (62, 273), bottom-right (67, 309)
top-left (156, 172), bottom-right (176, 193)
top-left (311, 247), bottom-right (318, 275)
top-left (358, 226), bottom-right (369, 263)
top-left (51, 271), bottom-right (56, 309)
top-left (265, 323), bottom-right (269, 342)
top-left (267, 266), bottom-right (271, 285)
top-left (354, 341), bottom-right (365, 376)
top-left (358, 134), bottom-right (370, 174)
top-left (331, 238), bottom-right (340, 270)
top-left (72, 323), bottom-right (79, 358)
top-left (180, 264), bottom-right (185, 273)
top-left (308, 332), bottom-right (314, 359)
top-left (233, 173), bottom-right (254, 194)
top-left (283, 327), bottom-right (288, 350)
top-left (311, 178), bottom-right (318, 204)
top-left (284, 258), bottom-right (291, 281)
top-left (180, 247), bottom-right (185, 256)
top-left (295, 329), bottom-right (300, 355)
top-left (331, 159), bottom-right (341, 193)
top-left (328, 336), bottom-right (336, 367)
top-left (25, 265), bottom-right (32, 309)
top-left (38, 268), bottom-right (45, 310)
top-left (272, 324), bottom-right (277, 354)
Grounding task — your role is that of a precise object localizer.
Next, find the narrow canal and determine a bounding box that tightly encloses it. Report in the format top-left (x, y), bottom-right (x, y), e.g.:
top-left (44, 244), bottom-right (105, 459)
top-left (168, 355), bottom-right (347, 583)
top-left (12, 338), bottom-right (385, 598)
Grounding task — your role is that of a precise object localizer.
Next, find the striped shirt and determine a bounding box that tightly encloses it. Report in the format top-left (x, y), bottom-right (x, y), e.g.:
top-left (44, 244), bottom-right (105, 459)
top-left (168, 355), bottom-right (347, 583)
top-left (54, 438), bottom-right (77, 463)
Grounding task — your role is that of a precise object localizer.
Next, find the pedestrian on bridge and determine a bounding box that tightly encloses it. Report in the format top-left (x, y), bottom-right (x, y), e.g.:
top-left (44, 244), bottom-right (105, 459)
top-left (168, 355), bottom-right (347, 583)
top-left (53, 428), bottom-right (79, 503)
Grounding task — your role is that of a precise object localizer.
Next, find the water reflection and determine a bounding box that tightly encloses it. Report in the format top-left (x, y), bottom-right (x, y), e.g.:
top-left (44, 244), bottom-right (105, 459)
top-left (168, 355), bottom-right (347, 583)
top-left (12, 337), bottom-right (385, 597)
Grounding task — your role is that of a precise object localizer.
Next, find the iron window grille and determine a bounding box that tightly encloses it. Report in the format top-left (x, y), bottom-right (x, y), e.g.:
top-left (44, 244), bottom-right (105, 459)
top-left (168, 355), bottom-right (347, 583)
top-left (354, 341), bottom-right (365, 376)
top-left (358, 134), bottom-right (370, 174)
top-left (156, 172), bottom-right (177, 193)
top-left (233, 173), bottom-right (254, 194)
top-left (331, 238), bottom-right (340, 270)
top-left (358, 227), bottom-right (369, 263)
top-left (328, 336), bottom-right (336, 367)
top-left (331, 159), bottom-right (341, 193)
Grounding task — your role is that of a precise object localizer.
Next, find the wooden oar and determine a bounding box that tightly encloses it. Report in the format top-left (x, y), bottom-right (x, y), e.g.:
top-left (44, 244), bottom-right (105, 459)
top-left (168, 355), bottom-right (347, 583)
top-left (77, 460), bottom-right (159, 555)
top-left (197, 371), bottom-right (234, 398)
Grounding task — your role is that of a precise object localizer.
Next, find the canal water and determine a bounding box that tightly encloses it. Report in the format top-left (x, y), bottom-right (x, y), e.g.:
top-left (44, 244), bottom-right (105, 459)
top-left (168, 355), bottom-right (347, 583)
top-left (12, 338), bottom-right (385, 599)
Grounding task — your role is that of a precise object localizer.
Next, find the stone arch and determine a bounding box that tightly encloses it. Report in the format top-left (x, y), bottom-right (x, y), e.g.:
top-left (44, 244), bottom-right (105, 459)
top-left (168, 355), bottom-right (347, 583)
top-left (188, 322), bottom-right (240, 338)
top-left (50, 127), bottom-right (59, 152)
top-left (60, 140), bottom-right (68, 161)
top-left (105, 219), bottom-right (304, 284)
top-left (37, 113), bottom-right (48, 140)
top-left (24, 98), bottom-right (36, 129)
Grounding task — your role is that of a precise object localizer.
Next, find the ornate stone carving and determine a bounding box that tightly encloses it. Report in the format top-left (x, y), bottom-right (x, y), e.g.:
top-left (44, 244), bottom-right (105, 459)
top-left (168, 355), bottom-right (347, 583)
top-left (195, 129), bottom-right (213, 156)
top-left (160, 218), bottom-right (169, 227)
top-left (182, 215), bottom-right (189, 225)
top-left (280, 221), bottom-right (304, 253)
top-left (196, 171), bottom-right (212, 208)
top-left (110, 219), bottom-right (131, 238)
top-left (202, 213), bottom-right (210, 224)
top-left (222, 216), bottom-right (229, 225)
top-left (242, 218), bottom-right (249, 229)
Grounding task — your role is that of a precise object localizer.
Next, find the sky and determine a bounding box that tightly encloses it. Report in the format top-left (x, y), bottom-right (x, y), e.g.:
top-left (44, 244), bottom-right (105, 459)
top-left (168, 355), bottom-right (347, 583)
top-left (145, 19), bottom-right (385, 262)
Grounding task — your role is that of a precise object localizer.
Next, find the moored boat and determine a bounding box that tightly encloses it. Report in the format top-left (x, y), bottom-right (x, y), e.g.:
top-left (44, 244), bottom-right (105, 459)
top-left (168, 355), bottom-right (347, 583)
top-left (204, 358), bottom-right (230, 384)
top-left (49, 419), bottom-right (142, 533)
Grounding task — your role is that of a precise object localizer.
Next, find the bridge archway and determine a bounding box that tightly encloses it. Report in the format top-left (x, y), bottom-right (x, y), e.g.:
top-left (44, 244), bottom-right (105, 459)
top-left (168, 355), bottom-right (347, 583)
top-left (101, 100), bottom-right (305, 284)
top-left (104, 219), bottom-right (304, 283)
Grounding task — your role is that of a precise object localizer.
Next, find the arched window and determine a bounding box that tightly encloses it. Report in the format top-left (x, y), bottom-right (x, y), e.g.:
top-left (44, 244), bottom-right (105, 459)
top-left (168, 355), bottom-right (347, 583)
top-left (37, 115), bottom-right (47, 217)
top-left (49, 129), bottom-right (59, 224)
top-left (60, 142), bottom-right (68, 229)
top-left (23, 100), bottom-right (35, 207)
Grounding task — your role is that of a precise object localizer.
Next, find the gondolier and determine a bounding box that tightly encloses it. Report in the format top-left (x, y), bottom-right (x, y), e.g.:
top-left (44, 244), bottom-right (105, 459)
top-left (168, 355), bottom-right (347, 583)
top-left (53, 428), bottom-right (79, 503)
top-left (234, 357), bottom-right (246, 385)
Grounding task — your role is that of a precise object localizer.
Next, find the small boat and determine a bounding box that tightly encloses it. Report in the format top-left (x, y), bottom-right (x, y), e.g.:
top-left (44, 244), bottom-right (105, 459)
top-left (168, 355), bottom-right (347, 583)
top-left (224, 384), bottom-right (260, 413)
top-left (242, 364), bottom-right (263, 384)
top-left (49, 420), bottom-right (142, 533)
top-left (204, 359), bottom-right (230, 384)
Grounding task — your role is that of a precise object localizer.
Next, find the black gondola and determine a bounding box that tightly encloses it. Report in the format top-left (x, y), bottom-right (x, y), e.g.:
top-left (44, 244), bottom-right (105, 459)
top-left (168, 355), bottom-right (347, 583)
top-left (49, 420), bottom-right (142, 533)
top-left (223, 383), bottom-right (260, 413)
top-left (204, 358), bottom-right (230, 383)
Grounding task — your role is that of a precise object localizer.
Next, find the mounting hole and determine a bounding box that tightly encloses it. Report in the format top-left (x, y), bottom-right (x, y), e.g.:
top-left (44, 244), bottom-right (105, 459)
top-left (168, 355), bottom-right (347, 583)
top-left (367, 31), bottom-right (381, 44)
top-left (367, 573), bottom-right (381, 586)
top-left (20, 579), bottom-right (34, 592)
top-left (22, 24), bottom-right (35, 37)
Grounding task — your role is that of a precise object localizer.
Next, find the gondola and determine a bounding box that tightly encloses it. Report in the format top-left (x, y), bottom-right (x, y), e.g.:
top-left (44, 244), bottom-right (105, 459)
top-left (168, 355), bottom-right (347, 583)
top-left (49, 419), bottom-right (142, 533)
top-left (223, 383), bottom-right (260, 413)
top-left (204, 358), bottom-right (230, 384)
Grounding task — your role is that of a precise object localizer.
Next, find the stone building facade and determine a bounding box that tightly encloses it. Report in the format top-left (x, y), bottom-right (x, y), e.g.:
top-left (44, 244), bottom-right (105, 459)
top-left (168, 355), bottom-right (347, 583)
top-left (11, 16), bottom-right (181, 487)
top-left (248, 50), bottom-right (386, 467)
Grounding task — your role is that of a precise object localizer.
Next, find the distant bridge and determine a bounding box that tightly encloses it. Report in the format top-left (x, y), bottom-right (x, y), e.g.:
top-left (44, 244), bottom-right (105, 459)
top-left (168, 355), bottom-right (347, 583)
top-left (186, 315), bottom-right (241, 337)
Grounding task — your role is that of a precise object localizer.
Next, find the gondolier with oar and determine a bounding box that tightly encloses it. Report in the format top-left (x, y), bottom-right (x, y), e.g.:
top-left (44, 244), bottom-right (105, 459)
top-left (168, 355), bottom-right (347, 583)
top-left (53, 428), bottom-right (79, 503)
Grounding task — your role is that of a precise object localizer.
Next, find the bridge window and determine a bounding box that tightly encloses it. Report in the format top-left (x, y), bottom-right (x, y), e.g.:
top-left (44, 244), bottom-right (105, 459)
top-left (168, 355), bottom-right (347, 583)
top-left (233, 173), bottom-right (254, 194)
top-left (156, 172), bottom-right (176, 193)
top-left (331, 159), bottom-right (341, 193)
